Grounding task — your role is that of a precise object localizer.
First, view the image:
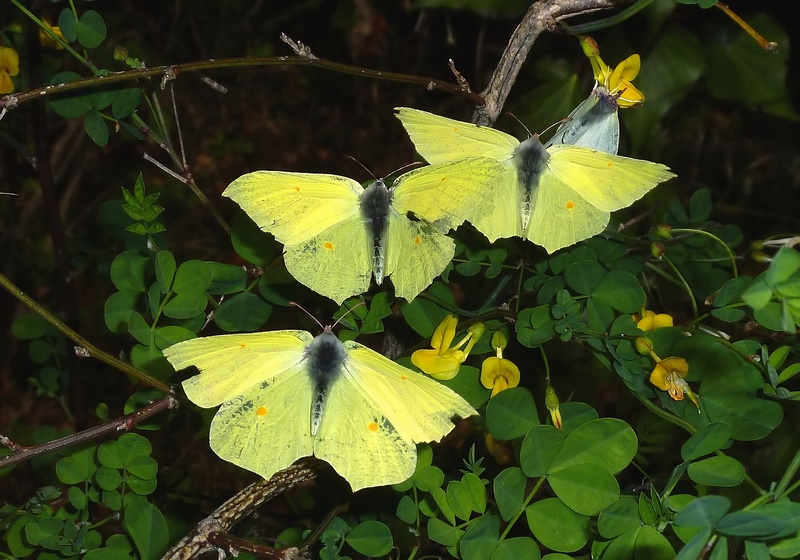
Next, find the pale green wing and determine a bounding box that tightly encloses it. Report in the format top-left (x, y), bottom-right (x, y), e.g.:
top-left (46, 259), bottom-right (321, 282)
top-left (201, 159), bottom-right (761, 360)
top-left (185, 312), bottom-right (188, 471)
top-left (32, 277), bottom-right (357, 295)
top-left (223, 171), bottom-right (362, 245)
top-left (163, 331), bottom-right (315, 481)
top-left (343, 342), bottom-right (476, 442)
top-left (283, 214), bottom-right (373, 305)
top-left (164, 331), bottom-right (313, 407)
top-left (524, 173), bottom-right (610, 254)
top-left (394, 107), bottom-right (518, 163)
top-left (546, 145), bottom-right (675, 212)
top-left (313, 342), bottom-right (477, 491)
top-left (546, 90), bottom-right (620, 154)
top-left (209, 363), bottom-right (314, 482)
top-left (391, 157), bottom-right (507, 233)
top-left (384, 209), bottom-right (455, 302)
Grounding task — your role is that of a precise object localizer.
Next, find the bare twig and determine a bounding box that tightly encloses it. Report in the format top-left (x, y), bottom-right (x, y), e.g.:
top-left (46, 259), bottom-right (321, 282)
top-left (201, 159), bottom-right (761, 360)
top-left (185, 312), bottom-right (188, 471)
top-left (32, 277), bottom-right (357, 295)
top-left (161, 460), bottom-right (321, 560)
top-left (476, 0), bottom-right (617, 126)
top-left (0, 397), bottom-right (178, 470)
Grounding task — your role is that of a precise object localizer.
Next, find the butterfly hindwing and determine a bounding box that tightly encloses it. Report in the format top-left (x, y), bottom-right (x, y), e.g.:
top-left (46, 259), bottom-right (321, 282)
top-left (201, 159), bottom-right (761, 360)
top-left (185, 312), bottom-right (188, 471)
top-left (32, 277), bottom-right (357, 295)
top-left (546, 88), bottom-right (620, 154)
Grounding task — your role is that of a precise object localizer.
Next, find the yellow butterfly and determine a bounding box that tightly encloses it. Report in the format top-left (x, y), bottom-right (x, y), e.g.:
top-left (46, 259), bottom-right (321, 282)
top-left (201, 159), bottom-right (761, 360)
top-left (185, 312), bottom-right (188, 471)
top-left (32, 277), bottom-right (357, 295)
top-left (163, 327), bottom-right (476, 491)
top-left (394, 107), bottom-right (676, 254)
top-left (224, 160), bottom-right (504, 303)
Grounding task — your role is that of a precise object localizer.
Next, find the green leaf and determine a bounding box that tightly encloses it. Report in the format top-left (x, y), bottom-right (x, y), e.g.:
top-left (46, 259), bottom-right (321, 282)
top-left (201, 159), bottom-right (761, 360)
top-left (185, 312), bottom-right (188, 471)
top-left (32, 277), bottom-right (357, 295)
top-left (128, 312), bottom-right (151, 346)
top-left (68, 485), bottom-right (87, 509)
top-left (547, 464), bottom-right (619, 516)
top-left (56, 446), bottom-right (98, 484)
top-left (84, 109), bottom-right (109, 146)
top-left (396, 495), bottom-right (417, 524)
top-left (58, 9), bottom-right (78, 41)
top-left (563, 260), bottom-right (605, 294)
top-left (214, 292), bottom-right (272, 332)
top-left (206, 262), bottom-right (247, 295)
top-left (111, 88), bottom-right (142, 119)
top-left (400, 285), bottom-right (454, 337)
top-left (489, 537), bottom-right (540, 560)
top-left (83, 548), bottom-right (136, 560)
top-left (163, 291), bottom-right (208, 320)
top-left (460, 515), bottom-right (500, 560)
top-left (110, 250), bottom-right (151, 292)
top-left (122, 499), bottom-right (169, 560)
top-left (154, 251), bottom-right (176, 293)
top-left (768, 248), bottom-right (800, 285)
top-left (710, 307), bottom-right (746, 322)
top-left (428, 517), bottom-right (463, 547)
top-left (494, 467), bottom-right (527, 522)
top-left (516, 305), bottom-right (556, 347)
top-left (549, 418), bottom-right (637, 474)
top-left (153, 326), bottom-right (195, 349)
top-left (598, 497), bottom-right (641, 539)
top-left (716, 511), bottom-right (791, 538)
top-left (230, 211), bottom-right (280, 267)
top-left (12, 312), bottom-right (51, 339)
top-left (687, 456), bottom-right (745, 487)
top-left (446, 479), bottom-right (474, 521)
top-left (591, 270), bottom-right (645, 313)
top-left (173, 260), bottom-right (213, 293)
top-left (95, 466), bottom-right (123, 491)
top-left (681, 422), bottom-right (731, 461)
top-left (526, 497), bottom-right (590, 553)
top-left (674, 496), bottom-right (731, 528)
top-left (76, 10), bottom-right (107, 49)
top-left (486, 387), bottom-right (539, 440)
top-left (519, 425), bottom-right (564, 478)
top-left (345, 521), bottom-right (393, 557)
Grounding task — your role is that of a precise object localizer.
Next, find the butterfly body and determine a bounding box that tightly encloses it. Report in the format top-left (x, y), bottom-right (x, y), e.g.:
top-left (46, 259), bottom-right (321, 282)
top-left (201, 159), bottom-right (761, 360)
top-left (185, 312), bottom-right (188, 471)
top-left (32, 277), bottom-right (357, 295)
top-left (164, 328), bottom-right (477, 491)
top-left (513, 136), bottom-right (551, 230)
top-left (358, 179), bottom-right (392, 285)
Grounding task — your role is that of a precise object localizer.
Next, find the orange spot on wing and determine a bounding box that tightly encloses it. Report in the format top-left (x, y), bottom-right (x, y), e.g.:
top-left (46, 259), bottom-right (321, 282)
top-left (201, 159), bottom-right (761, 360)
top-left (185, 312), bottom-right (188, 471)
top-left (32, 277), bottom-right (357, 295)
top-left (565, 201), bottom-right (576, 210)
top-left (294, 186), bottom-right (301, 192)
top-left (324, 241), bottom-right (334, 251)
top-left (239, 343), bottom-right (247, 349)
top-left (368, 421), bottom-right (380, 432)
top-left (256, 406), bottom-right (268, 416)
top-left (440, 176), bottom-right (448, 183)
top-left (401, 374), bottom-right (408, 381)
top-left (414, 236), bottom-right (422, 245)
top-left (606, 162), bottom-right (614, 169)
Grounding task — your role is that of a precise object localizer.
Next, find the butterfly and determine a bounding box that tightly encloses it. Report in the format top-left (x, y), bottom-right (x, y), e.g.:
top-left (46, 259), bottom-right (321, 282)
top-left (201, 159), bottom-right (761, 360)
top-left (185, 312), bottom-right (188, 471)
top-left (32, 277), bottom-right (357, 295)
top-left (163, 326), bottom-right (477, 491)
top-left (546, 86), bottom-right (621, 154)
top-left (394, 107), bottom-right (675, 253)
top-left (224, 160), bottom-right (504, 304)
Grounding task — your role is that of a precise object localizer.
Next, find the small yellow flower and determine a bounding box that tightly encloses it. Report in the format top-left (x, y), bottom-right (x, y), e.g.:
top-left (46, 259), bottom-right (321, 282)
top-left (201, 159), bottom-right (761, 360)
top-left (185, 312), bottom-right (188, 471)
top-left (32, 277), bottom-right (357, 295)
top-left (580, 35), bottom-right (644, 107)
top-left (649, 356), bottom-right (698, 409)
top-left (545, 381), bottom-right (562, 430)
top-left (411, 315), bottom-right (484, 380)
top-left (40, 20), bottom-right (66, 50)
top-left (0, 47), bottom-right (20, 94)
top-left (485, 433), bottom-right (514, 465)
top-left (480, 332), bottom-right (520, 398)
top-left (635, 309), bottom-right (674, 332)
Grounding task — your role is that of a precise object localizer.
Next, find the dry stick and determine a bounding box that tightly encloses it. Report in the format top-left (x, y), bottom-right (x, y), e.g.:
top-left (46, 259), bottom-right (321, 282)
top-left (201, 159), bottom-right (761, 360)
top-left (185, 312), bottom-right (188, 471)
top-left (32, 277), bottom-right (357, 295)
top-left (161, 459), bottom-right (321, 560)
top-left (476, 0), bottom-right (618, 126)
top-left (0, 396), bottom-right (178, 470)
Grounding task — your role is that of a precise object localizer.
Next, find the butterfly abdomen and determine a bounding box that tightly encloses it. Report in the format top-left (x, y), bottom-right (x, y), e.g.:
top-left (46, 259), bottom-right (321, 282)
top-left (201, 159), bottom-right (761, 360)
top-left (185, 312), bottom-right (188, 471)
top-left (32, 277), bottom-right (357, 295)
top-left (359, 180), bottom-right (391, 284)
top-left (305, 331), bottom-right (346, 436)
top-left (513, 137), bottom-right (549, 228)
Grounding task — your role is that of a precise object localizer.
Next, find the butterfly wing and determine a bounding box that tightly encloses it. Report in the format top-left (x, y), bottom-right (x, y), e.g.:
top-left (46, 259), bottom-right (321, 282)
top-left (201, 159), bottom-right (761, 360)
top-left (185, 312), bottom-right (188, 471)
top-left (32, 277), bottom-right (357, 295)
top-left (314, 342), bottom-right (477, 491)
top-left (283, 214), bottom-right (373, 304)
top-left (394, 107), bottom-right (519, 163)
top-left (224, 171), bottom-right (373, 304)
top-left (382, 208), bottom-right (454, 302)
top-left (546, 89), bottom-right (620, 154)
top-left (524, 172), bottom-right (611, 254)
top-left (164, 331), bottom-right (315, 481)
top-left (546, 145), bottom-right (675, 212)
top-left (223, 171), bottom-right (362, 245)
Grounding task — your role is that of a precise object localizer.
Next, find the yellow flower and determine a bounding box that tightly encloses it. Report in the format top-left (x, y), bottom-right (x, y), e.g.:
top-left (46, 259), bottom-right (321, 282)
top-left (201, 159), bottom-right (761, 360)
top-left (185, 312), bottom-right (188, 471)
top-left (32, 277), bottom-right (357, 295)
top-left (635, 309), bottom-right (674, 332)
top-left (579, 35), bottom-right (644, 108)
top-left (485, 433), bottom-right (514, 465)
top-left (649, 356), bottom-right (699, 409)
top-left (40, 20), bottom-right (66, 50)
top-left (0, 47), bottom-right (20, 94)
top-left (545, 381), bottom-right (562, 430)
top-left (411, 315), bottom-right (484, 380)
top-left (480, 332), bottom-right (520, 398)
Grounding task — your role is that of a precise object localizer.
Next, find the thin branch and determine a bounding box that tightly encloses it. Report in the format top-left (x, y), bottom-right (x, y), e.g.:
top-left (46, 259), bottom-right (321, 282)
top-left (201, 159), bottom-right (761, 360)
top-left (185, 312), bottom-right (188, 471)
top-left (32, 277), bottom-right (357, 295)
top-left (476, 0), bottom-right (618, 126)
top-left (0, 271), bottom-right (172, 393)
top-left (0, 397), bottom-right (178, 470)
top-left (161, 460), bottom-right (322, 560)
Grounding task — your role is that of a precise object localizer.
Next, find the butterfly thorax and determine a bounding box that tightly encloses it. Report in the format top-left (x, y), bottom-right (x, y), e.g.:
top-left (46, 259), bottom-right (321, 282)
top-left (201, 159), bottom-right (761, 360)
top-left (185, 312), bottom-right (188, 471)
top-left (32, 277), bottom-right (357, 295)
top-left (305, 330), bottom-right (346, 436)
top-left (513, 137), bottom-right (549, 229)
top-left (359, 180), bottom-right (391, 285)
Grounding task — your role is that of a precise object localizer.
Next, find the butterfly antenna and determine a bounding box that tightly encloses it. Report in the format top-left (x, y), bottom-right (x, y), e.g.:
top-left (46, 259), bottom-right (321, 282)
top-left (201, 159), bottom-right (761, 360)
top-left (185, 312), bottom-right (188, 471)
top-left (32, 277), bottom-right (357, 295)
top-left (505, 111), bottom-right (535, 138)
top-left (331, 301), bottom-right (367, 329)
top-left (289, 301), bottom-right (325, 331)
top-left (346, 155), bottom-right (377, 181)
